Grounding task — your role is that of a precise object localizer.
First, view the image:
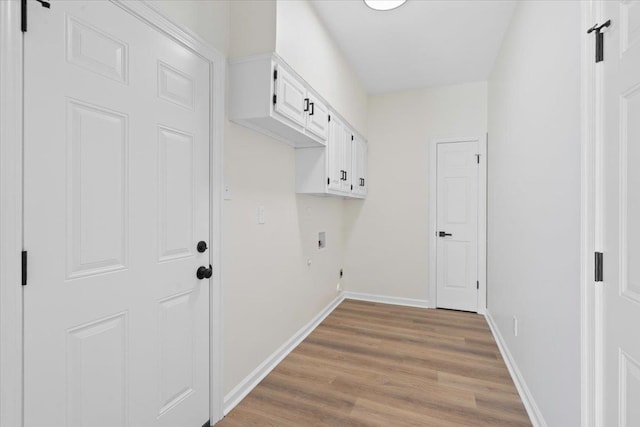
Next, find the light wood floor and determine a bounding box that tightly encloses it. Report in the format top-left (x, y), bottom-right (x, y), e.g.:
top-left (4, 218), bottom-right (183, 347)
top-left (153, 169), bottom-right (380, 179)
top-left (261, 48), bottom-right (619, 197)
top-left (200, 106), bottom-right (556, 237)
top-left (217, 300), bottom-right (531, 426)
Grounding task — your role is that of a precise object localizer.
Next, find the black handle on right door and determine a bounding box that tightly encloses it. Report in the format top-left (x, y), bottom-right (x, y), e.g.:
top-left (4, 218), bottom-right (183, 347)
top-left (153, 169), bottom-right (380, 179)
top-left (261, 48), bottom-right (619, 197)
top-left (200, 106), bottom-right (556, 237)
top-left (197, 265), bottom-right (213, 280)
top-left (438, 231), bottom-right (453, 237)
top-left (309, 102), bottom-right (315, 116)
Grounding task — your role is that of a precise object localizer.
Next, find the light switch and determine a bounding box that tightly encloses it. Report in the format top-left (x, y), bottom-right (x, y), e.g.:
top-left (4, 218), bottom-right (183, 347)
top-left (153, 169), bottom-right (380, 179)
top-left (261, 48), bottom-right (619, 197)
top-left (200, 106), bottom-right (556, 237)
top-left (258, 205), bottom-right (265, 224)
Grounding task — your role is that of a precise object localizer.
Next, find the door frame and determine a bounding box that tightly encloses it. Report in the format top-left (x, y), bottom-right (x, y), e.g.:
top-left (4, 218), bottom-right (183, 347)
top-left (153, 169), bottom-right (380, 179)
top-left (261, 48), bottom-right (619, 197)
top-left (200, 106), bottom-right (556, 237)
top-left (428, 135), bottom-right (487, 314)
top-left (580, 0), bottom-right (600, 425)
top-left (0, 1), bottom-right (226, 425)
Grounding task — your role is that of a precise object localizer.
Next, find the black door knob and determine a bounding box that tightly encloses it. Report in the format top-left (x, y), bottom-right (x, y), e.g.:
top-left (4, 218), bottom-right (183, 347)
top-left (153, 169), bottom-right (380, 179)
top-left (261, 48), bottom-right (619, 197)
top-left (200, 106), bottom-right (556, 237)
top-left (197, 265), bottom-right (213, 280)
top-left (197, 241), bottom-right (208, 253)
top-left (438, 231), bottom-right (453, 237)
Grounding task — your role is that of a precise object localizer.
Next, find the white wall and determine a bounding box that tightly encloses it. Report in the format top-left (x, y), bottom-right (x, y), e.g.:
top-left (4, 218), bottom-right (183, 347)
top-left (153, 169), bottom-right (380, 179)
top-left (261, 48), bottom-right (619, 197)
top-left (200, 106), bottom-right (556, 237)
top-left (487, 2), bottom-right (581, 426)
top-left (343, 82), bottom-right (487, 301)
top-left (276, 0), bottom-right (368, 133)
top-left (229, 0), bottom-right (276, 58)
top-left (222, 0), bottom-right (367, 396)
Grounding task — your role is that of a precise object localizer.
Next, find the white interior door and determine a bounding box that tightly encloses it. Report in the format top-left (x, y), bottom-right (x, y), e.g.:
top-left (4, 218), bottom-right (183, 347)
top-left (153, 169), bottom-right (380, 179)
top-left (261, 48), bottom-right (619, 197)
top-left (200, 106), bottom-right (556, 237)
top-left (436, 141), bottom-right (479, 312)
top-left (600, 2), bottom-right (640, 425)
top-left (23, 2), bottom-right (211, 426)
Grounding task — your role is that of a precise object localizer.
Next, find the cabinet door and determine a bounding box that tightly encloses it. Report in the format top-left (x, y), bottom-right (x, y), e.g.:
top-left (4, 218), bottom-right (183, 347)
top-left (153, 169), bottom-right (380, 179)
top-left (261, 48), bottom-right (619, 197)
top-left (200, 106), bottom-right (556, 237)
top-left (341, 130), bottom-right (353, 193)
top-left (352, 137), bottom-right (368, 197)
top-left (273, 65), bottom-right (306, 128)
top-left (327, 117), bottom-right (345, 191)
top-left (360, 140), bottom-right (368, 196)
top-left (305, 93), bottom-right (329, 141)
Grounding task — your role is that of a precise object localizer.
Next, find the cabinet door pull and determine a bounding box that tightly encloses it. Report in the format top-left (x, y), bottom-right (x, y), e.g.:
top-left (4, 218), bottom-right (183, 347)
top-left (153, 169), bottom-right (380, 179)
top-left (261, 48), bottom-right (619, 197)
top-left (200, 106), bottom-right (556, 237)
top-left (309, 102), bottom-right (315, 116)
top-left (304, 98), bottom-right (310, 112)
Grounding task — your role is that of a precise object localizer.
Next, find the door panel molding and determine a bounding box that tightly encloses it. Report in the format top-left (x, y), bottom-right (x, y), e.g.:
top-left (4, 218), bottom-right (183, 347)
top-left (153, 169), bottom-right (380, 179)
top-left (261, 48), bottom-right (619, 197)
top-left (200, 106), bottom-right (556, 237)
top-left (0, 1), bottom-right (226, 425)
top-left (427, 135), bottom-right (487, 314)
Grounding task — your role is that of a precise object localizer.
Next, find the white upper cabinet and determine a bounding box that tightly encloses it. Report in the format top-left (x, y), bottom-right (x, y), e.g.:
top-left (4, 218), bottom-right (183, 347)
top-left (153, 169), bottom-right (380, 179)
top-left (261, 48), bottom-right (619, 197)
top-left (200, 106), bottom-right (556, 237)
top-left (273, 65), bottom-right (307, 128)
top-left (305, 93), bottom-right (329, 141)
top-left (230, 54), bottom-right (329, 148)
top-left (351, 135), bottom-right (368, 197)
top-left (327, 116), bottom-right (347, 193)
top-left (230, 53), bottom-right (367, 198)
top-left (341, 131), bottom-right (353, 194)
top-left (296, 112), bottom-right (368, 199)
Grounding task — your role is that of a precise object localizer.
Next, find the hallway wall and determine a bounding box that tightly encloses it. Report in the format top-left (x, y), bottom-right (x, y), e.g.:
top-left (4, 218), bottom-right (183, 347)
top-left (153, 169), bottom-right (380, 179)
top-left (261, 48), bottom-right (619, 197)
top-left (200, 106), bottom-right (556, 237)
top-left (487, 1), bottom-right (582, 425)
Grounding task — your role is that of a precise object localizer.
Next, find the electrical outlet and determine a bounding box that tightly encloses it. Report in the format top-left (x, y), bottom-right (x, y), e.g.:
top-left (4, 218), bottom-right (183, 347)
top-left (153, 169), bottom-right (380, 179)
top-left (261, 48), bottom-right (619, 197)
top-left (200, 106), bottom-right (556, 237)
top-left (336, 283), bottom-right (342, 292)
top-left (513, 316), bottom-right (518, 337)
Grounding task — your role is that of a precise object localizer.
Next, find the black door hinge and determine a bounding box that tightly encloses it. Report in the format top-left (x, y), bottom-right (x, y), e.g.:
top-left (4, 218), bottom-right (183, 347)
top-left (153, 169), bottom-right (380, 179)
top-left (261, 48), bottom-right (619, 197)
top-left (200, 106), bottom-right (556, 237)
top-left (587, 20), bottom-right (611, 63)
top-left (21, 0), bottom-right (51, 32)
top-left (476, 154), bottom-right (480, 164)
top-left (328, 115), bottom-right (331, 122)
top-left (202, 420), bottom-right (211, 427)
top-left (351, 184), bottom-right (353, 190)
top-left (476, 280), bottom-right (479, 290)
top-left (21, 251), bottom-right (27, 286)
top-left (273, 69), bottom-right (278, 80)
top-left (351, 135), bottom-right (354, 141)
top-left (272, 94), bottom-right (277, 105)
top-left (327, 177), bottom-right (330, 185)
top-left (595, 252), bottom-right (603, 282)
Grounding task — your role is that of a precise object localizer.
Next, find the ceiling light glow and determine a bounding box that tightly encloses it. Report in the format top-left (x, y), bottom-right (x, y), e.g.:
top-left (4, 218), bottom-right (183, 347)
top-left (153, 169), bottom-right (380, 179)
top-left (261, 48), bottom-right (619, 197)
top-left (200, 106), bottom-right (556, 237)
top-left (364, 0), bottom-right (407, 11)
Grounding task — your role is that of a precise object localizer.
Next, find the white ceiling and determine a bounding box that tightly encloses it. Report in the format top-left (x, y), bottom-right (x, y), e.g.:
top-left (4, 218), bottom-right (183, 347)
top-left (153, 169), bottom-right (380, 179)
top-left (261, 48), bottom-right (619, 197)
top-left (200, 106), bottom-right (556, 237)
top-left (311, 0), bottom-right (517, 94)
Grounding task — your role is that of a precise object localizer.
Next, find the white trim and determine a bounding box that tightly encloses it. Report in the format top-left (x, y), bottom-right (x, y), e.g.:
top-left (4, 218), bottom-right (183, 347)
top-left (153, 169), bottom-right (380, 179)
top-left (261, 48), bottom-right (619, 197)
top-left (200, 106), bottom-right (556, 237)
top-left (580, 1), bottom-right (598, 426)
top-left (0, 2), bottom-right (227, 425)
top-left (344, 291), bottom-right (431, 309)
top-left (0, 2), bottom-right (24, 426)
top-left (223, 293), bottom-right (346, 415)
top-left (485, 311), bottom-right (547, 427)
top-left (428, 135), bottom-right (488, 313)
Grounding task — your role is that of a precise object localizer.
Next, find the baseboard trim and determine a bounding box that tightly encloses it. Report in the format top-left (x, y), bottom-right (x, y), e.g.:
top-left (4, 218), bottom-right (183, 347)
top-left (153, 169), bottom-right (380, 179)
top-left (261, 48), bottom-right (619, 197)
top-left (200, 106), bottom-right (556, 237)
top-left (343, 291), bottom-right (431, 309)
top-left (485, 310), bottom-right (547, 427)
top-left (223, 291), bottom-right (432, 415)
top-left (223, 292), bottom-right (346, 415)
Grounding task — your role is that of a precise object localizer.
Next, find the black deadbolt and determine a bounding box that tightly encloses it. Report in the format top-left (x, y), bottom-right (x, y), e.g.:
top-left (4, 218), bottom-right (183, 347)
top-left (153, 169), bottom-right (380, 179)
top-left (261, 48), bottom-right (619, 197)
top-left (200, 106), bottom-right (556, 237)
top-left (197, 265), bottom-right (213, 280)
top-left (197, 241), bottom-right (208, 253)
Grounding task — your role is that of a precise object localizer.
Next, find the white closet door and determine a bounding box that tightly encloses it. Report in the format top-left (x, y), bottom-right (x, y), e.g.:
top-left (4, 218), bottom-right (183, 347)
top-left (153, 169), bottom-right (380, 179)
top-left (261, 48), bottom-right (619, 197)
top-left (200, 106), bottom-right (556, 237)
top-left (600, 2), bottom-right (640, 425)
top-left (23, 2), bottom-right (211, 426)
top-left (435, 141), bottom-right (479, 312)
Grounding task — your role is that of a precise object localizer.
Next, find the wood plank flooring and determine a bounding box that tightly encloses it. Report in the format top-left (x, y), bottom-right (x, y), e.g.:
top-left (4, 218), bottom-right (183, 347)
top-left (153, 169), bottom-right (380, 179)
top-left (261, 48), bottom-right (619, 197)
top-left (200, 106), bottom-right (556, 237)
top-left (217, 300), bottom-right (531, 426)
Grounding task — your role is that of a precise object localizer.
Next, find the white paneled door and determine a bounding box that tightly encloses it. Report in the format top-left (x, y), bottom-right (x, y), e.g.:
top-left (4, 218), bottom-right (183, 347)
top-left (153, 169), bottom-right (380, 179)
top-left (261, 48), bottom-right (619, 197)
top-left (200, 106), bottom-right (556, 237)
top-left (600, 1), bottom-right (640, 425)
top-left (23, 2), bottom-right (211, 427)
top-left (436, 141), bottom-right (479, 312)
